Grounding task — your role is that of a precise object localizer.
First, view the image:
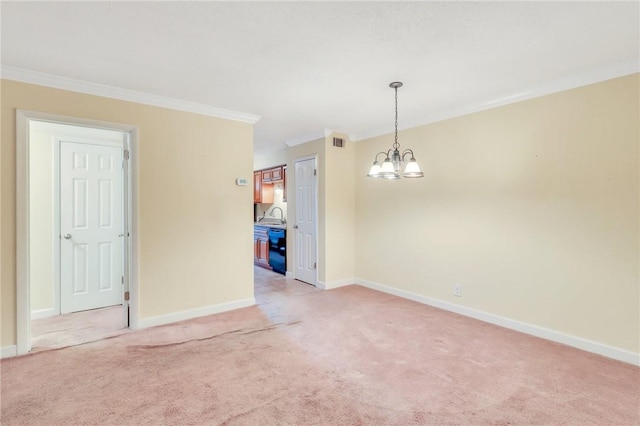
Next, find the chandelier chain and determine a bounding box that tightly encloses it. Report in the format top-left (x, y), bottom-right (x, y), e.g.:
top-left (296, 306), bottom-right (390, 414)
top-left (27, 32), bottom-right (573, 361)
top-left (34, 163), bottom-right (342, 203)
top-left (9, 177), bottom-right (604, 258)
top-left (393, 85), bottom-right (399, 150)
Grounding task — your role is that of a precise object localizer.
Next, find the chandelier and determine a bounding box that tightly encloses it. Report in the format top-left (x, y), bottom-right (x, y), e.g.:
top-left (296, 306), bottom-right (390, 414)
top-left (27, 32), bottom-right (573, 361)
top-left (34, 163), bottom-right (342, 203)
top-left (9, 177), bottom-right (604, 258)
top-left (367, 82), bottom-right (424, 179)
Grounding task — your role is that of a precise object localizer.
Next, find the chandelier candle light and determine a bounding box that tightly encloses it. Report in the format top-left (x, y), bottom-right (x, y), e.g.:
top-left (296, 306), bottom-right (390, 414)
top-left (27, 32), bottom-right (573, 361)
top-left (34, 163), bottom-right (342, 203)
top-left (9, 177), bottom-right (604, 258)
top-left (367, 82), bottom-right (424, 179)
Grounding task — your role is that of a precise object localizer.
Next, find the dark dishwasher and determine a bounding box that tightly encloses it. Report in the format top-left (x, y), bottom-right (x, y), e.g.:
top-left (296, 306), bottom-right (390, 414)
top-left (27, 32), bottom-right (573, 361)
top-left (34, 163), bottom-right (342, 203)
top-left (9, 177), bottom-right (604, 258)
top-left (268, 228), bottom-right (286, 275)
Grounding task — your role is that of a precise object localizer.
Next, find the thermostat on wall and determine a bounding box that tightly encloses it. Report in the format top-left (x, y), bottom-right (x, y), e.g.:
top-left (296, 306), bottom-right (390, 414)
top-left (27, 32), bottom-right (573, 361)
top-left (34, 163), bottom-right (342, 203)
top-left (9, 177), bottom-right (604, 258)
top-left (236, 178), bottom-right (249, 186)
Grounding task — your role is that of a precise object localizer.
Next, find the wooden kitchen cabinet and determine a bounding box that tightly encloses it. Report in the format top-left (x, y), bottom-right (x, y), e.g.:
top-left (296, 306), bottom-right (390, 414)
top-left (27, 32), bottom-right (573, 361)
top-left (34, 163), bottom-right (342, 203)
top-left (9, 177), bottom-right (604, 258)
top-left (271, 166), bottom-right (283, 181)
top-left (257, 239), bottom-right (269, 265)
top-left (254, 170), bottom-right (274, 204)
top-left (282, 166), bottom-right (287, 202)
top-left (254, 226), bottom-right (271, 269)
top-left (253, 171), bottom-right (262, 203)
top-left (261, 166), bottom-right (283, 183)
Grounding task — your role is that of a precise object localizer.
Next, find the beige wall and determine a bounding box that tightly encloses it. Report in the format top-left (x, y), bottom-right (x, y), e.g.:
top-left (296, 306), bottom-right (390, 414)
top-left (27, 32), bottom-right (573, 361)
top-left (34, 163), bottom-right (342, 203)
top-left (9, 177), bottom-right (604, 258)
top-left (324, 133), bottom-right (355, 284)
top-left (1, 80), bottom-right (254, 346)
top-left (355, 74), bottom-right (639, 353)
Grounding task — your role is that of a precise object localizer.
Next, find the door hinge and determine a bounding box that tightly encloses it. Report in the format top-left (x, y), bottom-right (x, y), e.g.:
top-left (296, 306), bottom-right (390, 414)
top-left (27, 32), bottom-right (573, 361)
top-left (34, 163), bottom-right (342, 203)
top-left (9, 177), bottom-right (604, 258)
top-left (121, 276), bottom-right (124, 284)
top-left (124, 149), bottom-right (130, 160)
top-left (124, 291), bottom-right (130, 301)
top-left (314, 262), bottom-right (317, 269)
top-left (314, 169), bottom-right (317, 176)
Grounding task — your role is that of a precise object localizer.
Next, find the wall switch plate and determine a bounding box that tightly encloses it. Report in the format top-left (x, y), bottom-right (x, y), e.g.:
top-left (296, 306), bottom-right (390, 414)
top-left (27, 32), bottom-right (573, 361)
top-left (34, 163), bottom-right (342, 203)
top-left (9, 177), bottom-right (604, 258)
top-left (454, 284), bottom-right (462, 297)
top-left (236, 178), bottom-right (249, 186)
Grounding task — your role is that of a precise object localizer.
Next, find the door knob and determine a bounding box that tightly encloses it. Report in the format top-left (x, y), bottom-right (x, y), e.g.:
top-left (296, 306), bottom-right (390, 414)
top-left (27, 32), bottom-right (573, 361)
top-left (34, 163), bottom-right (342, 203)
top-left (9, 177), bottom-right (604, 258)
top-left (293, 225), bottom-right (299, 229)
top-left (63, 233), bottom-right (72, 239)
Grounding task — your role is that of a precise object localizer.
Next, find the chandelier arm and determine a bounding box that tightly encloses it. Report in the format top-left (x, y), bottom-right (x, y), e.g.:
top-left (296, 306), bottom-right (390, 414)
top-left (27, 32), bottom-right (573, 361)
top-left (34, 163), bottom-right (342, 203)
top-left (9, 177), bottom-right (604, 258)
top-left (374, 151), bottom-right (390, 162)
top-left (401, 149), bottom-right (415, 160)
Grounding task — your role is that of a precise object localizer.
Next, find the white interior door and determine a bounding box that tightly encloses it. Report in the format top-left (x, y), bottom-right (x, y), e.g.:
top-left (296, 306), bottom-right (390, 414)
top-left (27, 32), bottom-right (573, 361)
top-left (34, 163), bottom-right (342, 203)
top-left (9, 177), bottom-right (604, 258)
top-left (60, 141), bottom-right (123, 313)
top-left (294, 158), bottom-right (317, 286)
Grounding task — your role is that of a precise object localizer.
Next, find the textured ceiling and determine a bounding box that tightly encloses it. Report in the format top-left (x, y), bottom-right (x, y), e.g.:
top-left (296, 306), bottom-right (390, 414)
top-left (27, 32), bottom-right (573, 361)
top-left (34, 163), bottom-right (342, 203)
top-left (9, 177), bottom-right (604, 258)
top-left (1, 1), bottom-right (638, 154)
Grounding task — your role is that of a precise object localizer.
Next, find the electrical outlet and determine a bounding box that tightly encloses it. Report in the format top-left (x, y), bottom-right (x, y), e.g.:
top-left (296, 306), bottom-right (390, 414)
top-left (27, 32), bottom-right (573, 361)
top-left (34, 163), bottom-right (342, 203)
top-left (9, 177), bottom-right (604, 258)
top-left (454, 284), bottom-right (462, 297)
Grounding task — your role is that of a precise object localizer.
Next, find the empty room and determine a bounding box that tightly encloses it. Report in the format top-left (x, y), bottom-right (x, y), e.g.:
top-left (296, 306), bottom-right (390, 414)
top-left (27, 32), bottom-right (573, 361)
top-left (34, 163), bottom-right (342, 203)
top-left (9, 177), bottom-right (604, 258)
top-left (1, 1), bottom-right (638, 425)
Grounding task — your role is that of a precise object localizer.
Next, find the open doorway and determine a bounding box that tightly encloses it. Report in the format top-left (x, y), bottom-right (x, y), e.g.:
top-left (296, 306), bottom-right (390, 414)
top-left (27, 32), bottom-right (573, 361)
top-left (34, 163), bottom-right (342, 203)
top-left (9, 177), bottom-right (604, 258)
top-left (16, 111), bottom-right (137, 354)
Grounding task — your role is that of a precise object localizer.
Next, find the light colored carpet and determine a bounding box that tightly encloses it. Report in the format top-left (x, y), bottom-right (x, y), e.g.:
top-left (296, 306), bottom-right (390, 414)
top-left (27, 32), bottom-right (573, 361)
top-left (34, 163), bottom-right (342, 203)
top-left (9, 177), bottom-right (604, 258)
top-left (31, 305), bottom-right (129, 351)
top-left (1, 267), bottom-right (638, 425)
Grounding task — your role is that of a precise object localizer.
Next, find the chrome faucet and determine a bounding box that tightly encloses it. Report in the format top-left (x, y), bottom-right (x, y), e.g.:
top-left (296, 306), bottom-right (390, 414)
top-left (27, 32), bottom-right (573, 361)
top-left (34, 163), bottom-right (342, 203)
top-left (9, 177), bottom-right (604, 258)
top-left (270, 207), bottom-right (285, 224)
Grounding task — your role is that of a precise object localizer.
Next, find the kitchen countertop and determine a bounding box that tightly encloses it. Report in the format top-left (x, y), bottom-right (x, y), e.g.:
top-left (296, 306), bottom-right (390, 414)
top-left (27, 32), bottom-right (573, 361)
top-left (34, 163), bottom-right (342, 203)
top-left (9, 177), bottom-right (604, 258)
top-left (254, 222), bottom-right (287, 229)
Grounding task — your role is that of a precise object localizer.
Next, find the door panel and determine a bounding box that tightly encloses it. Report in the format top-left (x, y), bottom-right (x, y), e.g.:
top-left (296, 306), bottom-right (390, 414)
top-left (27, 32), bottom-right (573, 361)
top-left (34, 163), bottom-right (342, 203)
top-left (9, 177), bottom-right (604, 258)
top-left (98, 242), bottom-right (113, 290)
top-left (73, 244), bottom-right (89, 294)
top-left (294, 158), bottom-right (317, 285)
top-left (258, 239), bottom-right (269, 265)
top-left (60, 141), bottom-right (123, 313)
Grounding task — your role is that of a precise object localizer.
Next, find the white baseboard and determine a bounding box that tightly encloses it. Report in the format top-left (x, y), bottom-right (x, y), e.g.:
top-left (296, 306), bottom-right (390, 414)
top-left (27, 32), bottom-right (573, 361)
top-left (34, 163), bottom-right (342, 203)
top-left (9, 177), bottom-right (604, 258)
top-left (286, 271), bottom-right (294, 279)
top-left (355, 278), bottom-right (640, 366)
top-left (1, 345), bottom-right (17, 359)
top-left (135, 297), bottom-right (255, 330)
top-left (31, 308), bottom-right (56, 320)
top-left (317, 278), bottom-right (355, 290)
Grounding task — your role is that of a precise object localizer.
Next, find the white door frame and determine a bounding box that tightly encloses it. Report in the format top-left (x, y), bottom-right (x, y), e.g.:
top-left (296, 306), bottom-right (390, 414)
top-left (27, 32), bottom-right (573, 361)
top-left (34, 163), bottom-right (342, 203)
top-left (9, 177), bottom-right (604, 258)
top-left (16, 110), bottom-right (139, 355)
top-left (293, 155), bottom-right (319, 286)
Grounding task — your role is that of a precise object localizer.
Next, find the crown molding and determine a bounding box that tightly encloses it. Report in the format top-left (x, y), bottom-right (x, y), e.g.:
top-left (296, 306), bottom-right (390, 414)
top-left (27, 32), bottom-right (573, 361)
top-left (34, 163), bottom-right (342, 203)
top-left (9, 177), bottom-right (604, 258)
top-left (0, 66), bottom-right (261, 124)
top-left (285, 128), bottom-right (333, 147)
top-left (351, 59), bottom-right (639, 142)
